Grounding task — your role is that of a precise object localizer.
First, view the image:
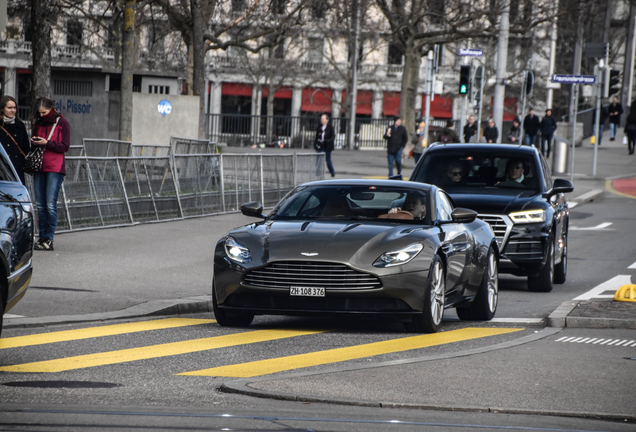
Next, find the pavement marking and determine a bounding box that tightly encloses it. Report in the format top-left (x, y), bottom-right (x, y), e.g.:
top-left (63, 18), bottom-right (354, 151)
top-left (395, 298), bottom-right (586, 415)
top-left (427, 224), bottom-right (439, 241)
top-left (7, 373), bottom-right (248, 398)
top-left (0, 328), bottom-right (325, 373)
top-left (3, 314), bottom-right (25, 319)
top-left (179, 327), bottom-right (522, 378)
top-left (572, 275), bottom-right (632, 301)
top-left (570, 222), bottom-right (613, 231)
top-left (556, 338), bottom-right (636, 347)
top-left (629, 261), bottom-right (636, 269)
top-left (490, 318), bottom-right (543, 324)
top-left (0, 318), bottom-right (215, 350)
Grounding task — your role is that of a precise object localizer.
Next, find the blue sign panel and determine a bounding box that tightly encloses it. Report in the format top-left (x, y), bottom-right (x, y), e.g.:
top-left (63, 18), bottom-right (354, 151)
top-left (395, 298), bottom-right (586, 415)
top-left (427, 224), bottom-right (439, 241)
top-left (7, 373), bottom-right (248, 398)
top-left (458, 48), bottom-right (484, 57)
top-left (158, 99), bottom-right (173, 116)
top-left (551, 74), bottom-right (596, 84)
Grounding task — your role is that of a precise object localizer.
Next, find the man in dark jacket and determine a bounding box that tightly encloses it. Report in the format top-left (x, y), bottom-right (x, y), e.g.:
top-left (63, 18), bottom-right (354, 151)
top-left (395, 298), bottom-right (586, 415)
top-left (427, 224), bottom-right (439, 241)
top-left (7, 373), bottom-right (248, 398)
top-left (483, 119), bottom-right (499, 143)
top-left (463, 115), bottom-right (478, 143)
top-left (383, 116), bottom-right (408, 177)
top-left (523, 108), bottom-right (540, 146)
top-left (539, 108), bottom-right (557, 158)
top-left (608, 96), bottom-right (624, 141)
top-left (314, 114), bottom-right (335, 177)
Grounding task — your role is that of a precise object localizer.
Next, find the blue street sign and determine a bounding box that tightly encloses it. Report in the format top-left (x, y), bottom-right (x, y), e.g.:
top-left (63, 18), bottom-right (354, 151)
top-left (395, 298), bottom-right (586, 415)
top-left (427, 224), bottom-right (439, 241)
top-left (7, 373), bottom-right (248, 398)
top-left (458, 48), bottom-right (484, 57)
top-left (551, 74), bottom-right (596, 84)
top-left (158, 99), bottom-right (172, 115)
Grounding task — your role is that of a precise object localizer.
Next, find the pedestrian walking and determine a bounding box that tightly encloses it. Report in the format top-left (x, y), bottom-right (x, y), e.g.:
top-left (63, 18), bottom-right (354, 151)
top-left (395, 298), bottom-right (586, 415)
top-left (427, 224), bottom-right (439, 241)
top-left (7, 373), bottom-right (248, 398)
top-left (539, 108), bottom-right (557, 158)
top-left (483, 119), bottom-right (498, 143)
top-left (523, 108), bottom-right (540, 146)
top-left (31, 97), bottom-right (71, 251)
top-left (0, 95), bottom-right (30, 184)
top-left (593, 105), bottom-right (609, 145)
top-left (314, 113), bottom-right (335, 177)
top-left (383, 116), bottom-right (408, 178)
top-left (608, 96), bottom-right (623, 141)
top-left (624, 101), bottom-right (636, 155)
top-left (410, 121), bottom-right (427, 164)
top-left (463, 115), bottom-right (478, 143)
top-left (507, 117), bottom-right (522, 144)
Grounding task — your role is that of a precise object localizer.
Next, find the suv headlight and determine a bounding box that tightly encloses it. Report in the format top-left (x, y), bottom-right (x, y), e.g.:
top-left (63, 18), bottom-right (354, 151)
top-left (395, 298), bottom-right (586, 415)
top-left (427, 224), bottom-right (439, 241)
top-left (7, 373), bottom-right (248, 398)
top-left (374, 243), bottom-right (423, 267)
top-left (509, 209), bottom-right (546, 224)
top-left (224, 236), bottom-right (251, 263)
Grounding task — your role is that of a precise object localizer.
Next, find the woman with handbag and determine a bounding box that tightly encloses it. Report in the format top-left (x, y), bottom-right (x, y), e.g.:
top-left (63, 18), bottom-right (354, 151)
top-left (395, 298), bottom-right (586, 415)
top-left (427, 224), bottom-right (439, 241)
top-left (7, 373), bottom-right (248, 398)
top-left (0, 96), bottom-right (31, 184)
top-left (31, 97), bottom-right (71, 251)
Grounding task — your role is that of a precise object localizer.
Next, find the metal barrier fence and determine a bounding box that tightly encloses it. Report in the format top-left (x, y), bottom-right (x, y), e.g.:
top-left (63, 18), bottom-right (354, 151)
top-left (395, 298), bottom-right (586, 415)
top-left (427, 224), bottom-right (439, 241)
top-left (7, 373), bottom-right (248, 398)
top-left (82, 137), bottom-right (217, 158)
top-left (27, 153), bottom-right (324, 233)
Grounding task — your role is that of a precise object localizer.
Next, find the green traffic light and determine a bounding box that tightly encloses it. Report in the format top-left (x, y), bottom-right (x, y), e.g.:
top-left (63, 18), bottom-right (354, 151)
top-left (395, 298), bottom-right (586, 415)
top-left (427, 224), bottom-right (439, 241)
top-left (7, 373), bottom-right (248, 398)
top-left (460, 84), bottom-right (467, 94)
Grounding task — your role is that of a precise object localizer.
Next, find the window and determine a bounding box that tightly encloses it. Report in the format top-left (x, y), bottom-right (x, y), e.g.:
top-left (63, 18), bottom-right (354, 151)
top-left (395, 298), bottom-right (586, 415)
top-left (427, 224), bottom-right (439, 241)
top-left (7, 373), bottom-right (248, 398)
top-left (436, 192), bottom-right (454, 221)
top-left (307, 38), bottom-right (324, 63)
top-left (147, 22), bottom-right (167, 58)
top-left (149, 85), bottom-right (170, 95)
top-left (387, 42), bottom-right (402, 65)
top-left (66, 20), bottom-right (83, 45)
top-left (272, 0), bottom-right (287, 15)
top-left (430, 0), bottom-right (445, 25)
top-left (54, 80), bottom-right (93, 97)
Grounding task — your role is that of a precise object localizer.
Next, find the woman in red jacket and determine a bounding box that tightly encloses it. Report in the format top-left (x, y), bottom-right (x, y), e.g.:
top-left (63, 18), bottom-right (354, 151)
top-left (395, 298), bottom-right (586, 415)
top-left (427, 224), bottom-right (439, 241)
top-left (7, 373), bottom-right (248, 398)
top-left (30, 97), bottom-right (71, 251)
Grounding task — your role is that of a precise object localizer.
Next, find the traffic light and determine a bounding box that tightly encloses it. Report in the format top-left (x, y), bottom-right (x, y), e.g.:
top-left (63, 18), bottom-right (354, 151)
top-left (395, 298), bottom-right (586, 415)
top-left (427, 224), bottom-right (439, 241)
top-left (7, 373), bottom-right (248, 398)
top-left (604, 68), bottom-right (620, 97)
top-left (459, 65), bottom-right (471, 95)
top-left (525, 71), bottom-right (534, 96)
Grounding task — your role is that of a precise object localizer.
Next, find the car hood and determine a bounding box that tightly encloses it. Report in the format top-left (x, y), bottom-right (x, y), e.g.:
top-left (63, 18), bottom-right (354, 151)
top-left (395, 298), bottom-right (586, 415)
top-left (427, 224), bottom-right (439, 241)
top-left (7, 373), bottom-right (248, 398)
top-left (229, 220), bottom-right (431, 267)
top-left (447, 189), bottom-right (545, 214)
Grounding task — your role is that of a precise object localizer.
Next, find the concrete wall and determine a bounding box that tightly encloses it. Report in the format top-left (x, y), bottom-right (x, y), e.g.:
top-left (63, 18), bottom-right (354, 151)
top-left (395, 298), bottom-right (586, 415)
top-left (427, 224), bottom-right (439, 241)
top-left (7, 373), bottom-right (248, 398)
top-left (131, 93), bottom-right (199, 145)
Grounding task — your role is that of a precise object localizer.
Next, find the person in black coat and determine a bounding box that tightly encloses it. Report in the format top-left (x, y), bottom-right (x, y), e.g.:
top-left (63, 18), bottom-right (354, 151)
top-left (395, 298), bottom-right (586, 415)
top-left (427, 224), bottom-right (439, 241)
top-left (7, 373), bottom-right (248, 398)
top-left (523, 108), bottom-right (540, 145)
top-left (0, 95), bottom-right (31, 184)
top-left (608, 96), bottom-right (624, 141)
top-left (624, 101), bottom-right (636, 155)
top-left (314, 113), bottom-right (335, 177)
top-left (463, 115), bottom-right (478, 143)
top-left (383, 116), bottom-right (408, 177)
top-left (483, 119), bottom-right (499, 143)
top-left (539, 108), bottom-right (557, 158)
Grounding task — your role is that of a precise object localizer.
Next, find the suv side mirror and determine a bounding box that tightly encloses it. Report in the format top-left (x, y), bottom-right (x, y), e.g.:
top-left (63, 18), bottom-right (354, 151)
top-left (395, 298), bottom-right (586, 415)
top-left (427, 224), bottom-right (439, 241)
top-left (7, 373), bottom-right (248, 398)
top-left (240, 201), bottom-right (266, 219)
top-left (545, 178), bottom-right (574, 198)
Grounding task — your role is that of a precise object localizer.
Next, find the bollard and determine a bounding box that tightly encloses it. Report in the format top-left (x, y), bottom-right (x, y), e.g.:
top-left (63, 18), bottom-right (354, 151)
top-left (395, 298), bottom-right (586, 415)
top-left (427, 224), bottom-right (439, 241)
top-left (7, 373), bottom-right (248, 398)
top-left (551, 136), bottom-right (570, 175)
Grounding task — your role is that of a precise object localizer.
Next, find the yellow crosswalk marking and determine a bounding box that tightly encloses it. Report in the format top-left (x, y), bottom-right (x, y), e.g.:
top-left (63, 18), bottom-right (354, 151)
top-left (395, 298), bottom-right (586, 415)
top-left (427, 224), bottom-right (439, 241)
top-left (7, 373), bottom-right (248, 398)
top-left (180, 327), bottom-right (522, 378)
top-left (0, 329), bottom-right (324, 373)
top-left (0, 318), bottom-right (215, 350)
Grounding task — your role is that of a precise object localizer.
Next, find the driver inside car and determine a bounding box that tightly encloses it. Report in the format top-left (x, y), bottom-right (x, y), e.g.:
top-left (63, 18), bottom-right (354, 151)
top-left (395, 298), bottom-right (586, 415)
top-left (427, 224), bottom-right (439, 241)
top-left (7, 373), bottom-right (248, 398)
top-left (388, 193), bottom-right (427, 219)
top-left (503, 159), bottom-right (525, 183)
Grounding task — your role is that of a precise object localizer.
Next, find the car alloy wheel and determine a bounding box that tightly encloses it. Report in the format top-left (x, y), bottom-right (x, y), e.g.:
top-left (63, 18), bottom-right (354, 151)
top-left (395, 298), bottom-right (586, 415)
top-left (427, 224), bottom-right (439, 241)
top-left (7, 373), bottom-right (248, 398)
top-left (485, 250), bottom-right (499, 313)
top-left (406, 255), bottom-right (445, 333)
top-left (456, 247), bottom-right (498, 321)
top-left (528, 237), bottom-right (554, 293)
top-left (429, 259), bottom-right (445, 326)
top-left (212, 280), bottom-right (254, 327)
top-left (554, 231), bottom-right (567, 284)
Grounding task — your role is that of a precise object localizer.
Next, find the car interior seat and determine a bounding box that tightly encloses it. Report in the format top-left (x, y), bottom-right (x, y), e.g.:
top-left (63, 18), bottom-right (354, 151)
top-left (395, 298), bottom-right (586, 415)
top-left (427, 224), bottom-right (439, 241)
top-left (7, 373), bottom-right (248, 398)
top-left (321, 195), bottom-right (351, 217)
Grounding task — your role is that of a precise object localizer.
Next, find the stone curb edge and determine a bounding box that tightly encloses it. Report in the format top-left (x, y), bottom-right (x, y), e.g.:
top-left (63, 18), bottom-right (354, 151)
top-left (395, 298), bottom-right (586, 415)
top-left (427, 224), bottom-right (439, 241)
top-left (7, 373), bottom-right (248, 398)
top-left (547, 300), bottom-right (636, 329)
top-left (218, 327), bottom-right (632, 422)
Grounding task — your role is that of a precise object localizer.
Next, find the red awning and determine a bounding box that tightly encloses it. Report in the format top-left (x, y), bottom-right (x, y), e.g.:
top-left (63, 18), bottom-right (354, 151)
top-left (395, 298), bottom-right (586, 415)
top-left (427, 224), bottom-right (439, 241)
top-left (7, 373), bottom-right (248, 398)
top-left (222, 82), bottom-right (253, 97)
top-left (16, 69), bottom-right (33, 74)
top-left (490, 97), bottom-right (519, 121)
top-left (342, 89), bottom-right (373, 115)
top-left (262, 86), bottom-right (293, 99)
top-left (301, 88), bottom-right (333, 113)
top-left (383, 91), bottom-right (400, 117)
top-left (422, 94), bottom-right (453, 119)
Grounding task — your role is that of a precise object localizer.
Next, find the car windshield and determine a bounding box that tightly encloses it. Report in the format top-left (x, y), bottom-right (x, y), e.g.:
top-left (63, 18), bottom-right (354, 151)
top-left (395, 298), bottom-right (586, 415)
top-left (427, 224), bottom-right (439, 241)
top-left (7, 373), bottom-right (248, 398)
top-left (413, 150), bottom-right (541, 193)
top-left (271, 185), bottom-right (431, 224)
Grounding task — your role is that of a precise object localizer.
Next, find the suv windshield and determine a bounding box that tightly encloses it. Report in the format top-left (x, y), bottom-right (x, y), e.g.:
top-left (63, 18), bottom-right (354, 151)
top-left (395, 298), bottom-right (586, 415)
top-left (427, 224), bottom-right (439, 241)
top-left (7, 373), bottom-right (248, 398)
top-left (413, 150), bottom-right (541, 193)
top-left (271, 185), bottom-right (431, 224)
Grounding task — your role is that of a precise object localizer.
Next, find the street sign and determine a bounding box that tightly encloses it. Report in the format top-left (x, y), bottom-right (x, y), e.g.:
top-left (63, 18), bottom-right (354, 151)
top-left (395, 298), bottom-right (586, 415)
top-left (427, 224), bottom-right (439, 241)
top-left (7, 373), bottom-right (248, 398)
top-left (458, 48), bottom-right (483, 57)
top-left (551, 74), bottom-right (596, 85)
top-left (158, 99), bottom-right (173, 115)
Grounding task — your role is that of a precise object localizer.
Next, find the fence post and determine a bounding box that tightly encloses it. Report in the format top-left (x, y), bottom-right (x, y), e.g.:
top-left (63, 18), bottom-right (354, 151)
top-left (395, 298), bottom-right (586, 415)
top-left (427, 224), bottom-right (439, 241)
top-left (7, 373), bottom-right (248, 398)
top-left (116, 158), bottom-right (135, 224)
top-left (169, 155), bottom-right (185, 218)
top-left (85, 159), bottom-right (105, 226)
top-left (260, 154), bottom-right (265, 205)
top-left (60, 183), bottom-right (73, 231)
top-left (220, 154), bottom-right (226, 212)
top-left (293, 153), bottom-right (298, 187)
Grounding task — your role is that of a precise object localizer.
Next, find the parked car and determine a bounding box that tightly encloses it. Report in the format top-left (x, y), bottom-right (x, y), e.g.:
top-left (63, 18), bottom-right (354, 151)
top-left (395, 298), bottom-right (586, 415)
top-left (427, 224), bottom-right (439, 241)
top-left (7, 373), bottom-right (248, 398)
top-left (213, 180), bottom-right (499, 333)
top-left (410, 143), bottom-right (573, 293)
top-left (0, 145), bottom-right (34, 337)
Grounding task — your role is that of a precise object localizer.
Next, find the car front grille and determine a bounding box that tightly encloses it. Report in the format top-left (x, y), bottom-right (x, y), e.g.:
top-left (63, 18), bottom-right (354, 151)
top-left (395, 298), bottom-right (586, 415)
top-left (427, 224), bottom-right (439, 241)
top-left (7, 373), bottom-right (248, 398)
top-left (244, 261), bottom-right (382, 290)
top-left (504, 240), bottom-right (544, 258)
top-left (477, 214), bottom-right (512, 250)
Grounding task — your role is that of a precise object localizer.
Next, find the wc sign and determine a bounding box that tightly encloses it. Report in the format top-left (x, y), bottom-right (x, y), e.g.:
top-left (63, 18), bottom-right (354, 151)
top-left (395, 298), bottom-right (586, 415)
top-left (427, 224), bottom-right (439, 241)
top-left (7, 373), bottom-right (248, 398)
top-left (157, 99), bottom-right (172, 116)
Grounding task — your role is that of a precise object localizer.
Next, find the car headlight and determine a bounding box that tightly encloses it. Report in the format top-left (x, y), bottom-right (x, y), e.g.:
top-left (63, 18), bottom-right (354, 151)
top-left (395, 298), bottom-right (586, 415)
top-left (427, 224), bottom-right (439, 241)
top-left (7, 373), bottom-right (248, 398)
top-left (509, 209), bottom-right (546, 224)
top-left (224, 236), bottom-right (251, 263)
top-left (374, 243), bottom-right (423, 268)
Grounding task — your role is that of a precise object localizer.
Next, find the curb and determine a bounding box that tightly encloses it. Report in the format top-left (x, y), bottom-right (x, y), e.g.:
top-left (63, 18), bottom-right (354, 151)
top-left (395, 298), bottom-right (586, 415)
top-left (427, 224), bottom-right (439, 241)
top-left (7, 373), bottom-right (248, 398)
top-left (548, 300), bottom-right (636, 329)
top-left (4, 295), bottom-right (213, 329)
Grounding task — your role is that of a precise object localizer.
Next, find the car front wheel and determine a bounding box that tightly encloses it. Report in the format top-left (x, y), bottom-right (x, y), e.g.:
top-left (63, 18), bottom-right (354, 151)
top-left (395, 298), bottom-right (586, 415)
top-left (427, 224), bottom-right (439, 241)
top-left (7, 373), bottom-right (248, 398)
top-left (212, 282), bottom-right (254, 327)
top-left (457, 247), bottom-right (498, 320)
top-left (528, 238), bottom-right (554, 292)
top-left (406, 255), bottom-right (445, 333)
top-left (554, 231), bottom-right (567, 285)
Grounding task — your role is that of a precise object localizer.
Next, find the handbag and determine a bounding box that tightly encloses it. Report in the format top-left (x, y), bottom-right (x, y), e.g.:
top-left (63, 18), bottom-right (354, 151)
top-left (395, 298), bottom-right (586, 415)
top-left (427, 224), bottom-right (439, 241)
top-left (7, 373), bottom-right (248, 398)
top-left (314, 140), bottom-right (323, 152)
top-left (24, 117), bottom-right (59, 174)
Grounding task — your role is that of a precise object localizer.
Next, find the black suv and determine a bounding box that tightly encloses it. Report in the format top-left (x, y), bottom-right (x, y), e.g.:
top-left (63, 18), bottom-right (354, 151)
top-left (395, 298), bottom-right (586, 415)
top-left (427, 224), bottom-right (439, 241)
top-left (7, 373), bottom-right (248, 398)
top-left (410, 143), bottom-right (573, 292)
top-left (0, 145), bottom-right (33, 336)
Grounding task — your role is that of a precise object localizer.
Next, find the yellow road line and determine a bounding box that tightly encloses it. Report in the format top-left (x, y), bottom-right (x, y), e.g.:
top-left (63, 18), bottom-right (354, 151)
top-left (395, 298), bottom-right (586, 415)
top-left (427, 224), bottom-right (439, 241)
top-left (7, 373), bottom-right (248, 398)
top-left (180, 327), bottom-right (522, 378)
top-left (0, 329), bottom-right (325, 373)
top-left (0, 318), bottom-right (215, 350)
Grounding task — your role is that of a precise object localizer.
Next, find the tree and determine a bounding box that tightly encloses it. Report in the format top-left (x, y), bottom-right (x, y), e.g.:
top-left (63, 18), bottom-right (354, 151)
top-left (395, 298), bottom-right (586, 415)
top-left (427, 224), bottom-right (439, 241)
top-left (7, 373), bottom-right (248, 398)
top-left (30, 0), bottom-right (53, 100)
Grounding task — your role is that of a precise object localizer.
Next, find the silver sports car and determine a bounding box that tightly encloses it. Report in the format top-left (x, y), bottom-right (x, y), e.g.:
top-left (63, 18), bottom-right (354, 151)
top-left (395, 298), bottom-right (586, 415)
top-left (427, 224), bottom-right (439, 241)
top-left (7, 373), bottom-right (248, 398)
top-left (213, 180), bottom-right (499, 333)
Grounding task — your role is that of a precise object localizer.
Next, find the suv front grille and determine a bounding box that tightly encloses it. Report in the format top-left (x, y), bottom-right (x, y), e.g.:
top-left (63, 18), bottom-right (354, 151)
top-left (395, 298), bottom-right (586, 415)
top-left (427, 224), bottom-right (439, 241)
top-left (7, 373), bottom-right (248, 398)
top-left (477, 214), bottom-right (512, 250)
top-left (504, 240), bottom-right (544, 258)
top-left (244, 261), bottom-right (382, 290)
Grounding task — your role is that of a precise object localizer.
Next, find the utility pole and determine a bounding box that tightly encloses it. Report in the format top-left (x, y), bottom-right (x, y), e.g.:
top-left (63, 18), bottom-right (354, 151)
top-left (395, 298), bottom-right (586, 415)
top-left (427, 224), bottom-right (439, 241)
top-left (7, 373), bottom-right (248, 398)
top-left (493, 0), bottom-right (510, 143)
top-left (347, 0), bottom-right (361, 151)
top-left (546, 2), bottom-right (558, 109)
top-left (569, 5), bottom-right (584, 122)
top-left (423, 51), bottom-right (434, 148)
top-left (622, 4), bottom-right (636, 108)
top-left (120, 0), bottom-right (136, 142)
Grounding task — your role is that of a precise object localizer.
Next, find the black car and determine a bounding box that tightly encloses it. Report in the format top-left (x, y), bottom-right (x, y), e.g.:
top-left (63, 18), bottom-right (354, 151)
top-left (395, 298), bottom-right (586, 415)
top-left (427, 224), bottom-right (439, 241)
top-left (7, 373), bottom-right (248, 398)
top-left (213, 180), bottom-right (499, 333)
top-left (0, 146), bottom-right (34, 336)
top-left (410, 143), bottom-right (573, 293)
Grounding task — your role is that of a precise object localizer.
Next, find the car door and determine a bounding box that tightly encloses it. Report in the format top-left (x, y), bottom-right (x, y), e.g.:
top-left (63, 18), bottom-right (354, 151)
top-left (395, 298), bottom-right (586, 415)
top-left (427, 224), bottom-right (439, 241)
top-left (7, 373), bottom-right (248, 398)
top-left (540, 155), bottom-right (567, 257)
top-left (435, 191), bottom-right (472, 299)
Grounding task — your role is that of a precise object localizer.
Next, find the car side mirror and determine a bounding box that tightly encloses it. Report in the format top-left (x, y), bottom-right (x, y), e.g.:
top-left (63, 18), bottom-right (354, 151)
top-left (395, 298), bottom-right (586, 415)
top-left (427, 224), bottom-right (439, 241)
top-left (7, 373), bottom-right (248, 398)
top-left (240, 201), bottom-right (266, 219)
top-left (545, 178), bottom-right (574, 198)
top-left (450, 207), bottom-right (478, 223)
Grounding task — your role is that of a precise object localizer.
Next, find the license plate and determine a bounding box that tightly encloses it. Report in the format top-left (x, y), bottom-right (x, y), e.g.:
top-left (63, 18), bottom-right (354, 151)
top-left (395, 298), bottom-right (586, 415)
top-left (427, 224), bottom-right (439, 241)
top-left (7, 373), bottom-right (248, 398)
top-left (290, 286), bottom-right (325, 297)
